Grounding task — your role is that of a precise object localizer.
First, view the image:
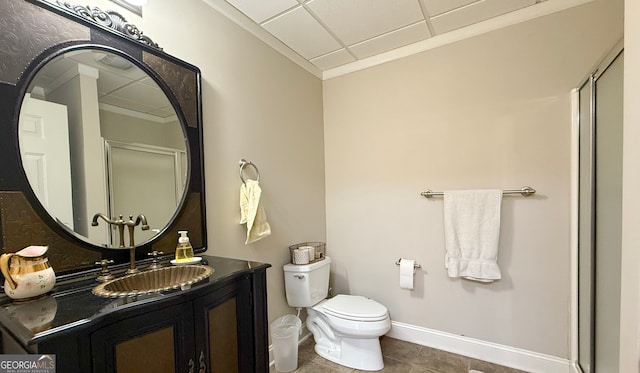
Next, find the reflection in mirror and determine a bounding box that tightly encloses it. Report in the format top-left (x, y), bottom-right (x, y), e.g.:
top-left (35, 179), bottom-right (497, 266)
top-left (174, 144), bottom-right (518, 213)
top-left (18, 48), bottom-right (188, 248)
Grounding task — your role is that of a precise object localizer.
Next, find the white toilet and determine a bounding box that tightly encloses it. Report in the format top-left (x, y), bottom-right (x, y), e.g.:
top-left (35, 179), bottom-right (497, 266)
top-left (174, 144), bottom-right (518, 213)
top-left (283, 257), bottom-right (391, 371)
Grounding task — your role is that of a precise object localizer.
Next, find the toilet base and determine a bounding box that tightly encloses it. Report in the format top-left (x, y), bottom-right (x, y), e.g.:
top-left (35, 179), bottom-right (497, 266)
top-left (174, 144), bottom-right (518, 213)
top-left (313, 336), bottom-right (384, 371)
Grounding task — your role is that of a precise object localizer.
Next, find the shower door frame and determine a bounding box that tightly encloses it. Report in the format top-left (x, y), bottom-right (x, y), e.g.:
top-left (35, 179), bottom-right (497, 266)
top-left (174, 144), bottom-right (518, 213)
top-left (572, 40), bottom-right (623, 373)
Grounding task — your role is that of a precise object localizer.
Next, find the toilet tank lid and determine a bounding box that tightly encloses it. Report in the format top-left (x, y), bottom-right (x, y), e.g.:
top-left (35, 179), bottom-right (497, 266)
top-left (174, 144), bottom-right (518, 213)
top-left (283, 257), bottom-right (331, 272)
top-left (323, 294), bottom-right (388, 321)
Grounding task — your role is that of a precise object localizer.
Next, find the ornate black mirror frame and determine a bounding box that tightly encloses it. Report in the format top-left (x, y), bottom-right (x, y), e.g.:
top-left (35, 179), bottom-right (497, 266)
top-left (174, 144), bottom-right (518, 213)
top-left (0, 0), bottom-right (206, 275)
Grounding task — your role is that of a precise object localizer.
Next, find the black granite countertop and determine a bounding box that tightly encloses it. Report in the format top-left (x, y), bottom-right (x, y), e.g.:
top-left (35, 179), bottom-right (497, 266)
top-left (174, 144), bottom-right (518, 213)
top-left (0, 255), bottom-right (270, 349)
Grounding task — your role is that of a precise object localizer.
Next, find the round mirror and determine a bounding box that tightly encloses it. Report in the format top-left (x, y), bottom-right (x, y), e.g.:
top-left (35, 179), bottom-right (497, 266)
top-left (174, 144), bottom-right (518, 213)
top-left (18, 48), bottom-right (188, 248)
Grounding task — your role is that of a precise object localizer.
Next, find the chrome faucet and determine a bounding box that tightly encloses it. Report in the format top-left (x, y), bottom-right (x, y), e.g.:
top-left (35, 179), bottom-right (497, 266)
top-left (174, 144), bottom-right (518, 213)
top-left (91, 213), bottom-right (126, 247)
top-left (123, 214), bottom-right (150, 274)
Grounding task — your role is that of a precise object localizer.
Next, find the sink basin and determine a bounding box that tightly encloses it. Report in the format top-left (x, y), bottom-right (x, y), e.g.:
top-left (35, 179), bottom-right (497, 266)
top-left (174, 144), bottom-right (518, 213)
top-left (92, 265), bottom-right (214, 298)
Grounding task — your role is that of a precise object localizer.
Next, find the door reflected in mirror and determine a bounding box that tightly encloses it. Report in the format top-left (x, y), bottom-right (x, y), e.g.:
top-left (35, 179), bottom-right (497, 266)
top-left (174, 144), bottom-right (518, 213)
top-left (18, 48), bottom-right (188, 248)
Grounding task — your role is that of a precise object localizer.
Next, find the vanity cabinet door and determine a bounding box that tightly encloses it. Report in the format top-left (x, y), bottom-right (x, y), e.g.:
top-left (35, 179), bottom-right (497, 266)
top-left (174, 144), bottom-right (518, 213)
top-left (193, 277), bottom-right (255, 373)
top-left (90, 302), bottom-right (196, 373)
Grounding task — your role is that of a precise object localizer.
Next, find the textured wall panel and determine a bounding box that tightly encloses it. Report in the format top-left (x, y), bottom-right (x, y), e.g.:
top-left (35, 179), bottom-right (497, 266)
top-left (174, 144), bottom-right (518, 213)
top-left (0, 0), bottom-right (90, 85)
top-left (143, 51), bottom-right (199, 128)
top-left (0, 191), bottom-right (100, 273)
top-left (152, 192), bottom-right (203, 252)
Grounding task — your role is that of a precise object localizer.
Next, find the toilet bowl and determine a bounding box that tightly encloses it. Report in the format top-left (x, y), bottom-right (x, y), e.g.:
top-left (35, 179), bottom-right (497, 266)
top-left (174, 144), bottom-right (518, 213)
top-left (283, 257), bottom-right (391, 371)
top-left (306, 295), bottom-right (390, 371)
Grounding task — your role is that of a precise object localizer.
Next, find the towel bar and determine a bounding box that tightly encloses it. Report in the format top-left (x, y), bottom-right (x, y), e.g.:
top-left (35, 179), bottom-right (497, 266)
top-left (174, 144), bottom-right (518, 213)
top-left (239, 159), bottom-right (260, 184)
top-left (420, 186), bottom-right (536, 198)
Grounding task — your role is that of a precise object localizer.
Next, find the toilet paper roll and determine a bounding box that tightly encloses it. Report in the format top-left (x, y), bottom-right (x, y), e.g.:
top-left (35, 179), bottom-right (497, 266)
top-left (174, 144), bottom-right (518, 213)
top-left (299, 246), bottom-right (315, 261)
top-left (293, 249), bottom-right (309, 265)
top-left (399, 258), bottom-right (415, 290)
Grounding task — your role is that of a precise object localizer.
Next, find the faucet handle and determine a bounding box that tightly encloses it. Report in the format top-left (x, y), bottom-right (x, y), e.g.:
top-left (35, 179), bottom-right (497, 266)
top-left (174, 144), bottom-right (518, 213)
top-left (95, 259), bottom-right (115, 282)
top-left (95, 259), bottom-right (114, 268)
top-left (148, 250), bottom-right (164, 270)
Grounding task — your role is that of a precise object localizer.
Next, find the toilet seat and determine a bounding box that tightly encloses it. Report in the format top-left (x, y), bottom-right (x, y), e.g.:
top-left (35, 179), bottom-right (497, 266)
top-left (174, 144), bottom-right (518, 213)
top-left (322, 295), bottom-right (388, 322)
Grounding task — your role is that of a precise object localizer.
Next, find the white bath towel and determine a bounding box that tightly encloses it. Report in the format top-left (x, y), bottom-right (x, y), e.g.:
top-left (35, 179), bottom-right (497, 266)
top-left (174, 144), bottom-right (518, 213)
top-left (240, 179), bottom-right (271, 244)
top-left (443, 189), bottom-right (502, 282)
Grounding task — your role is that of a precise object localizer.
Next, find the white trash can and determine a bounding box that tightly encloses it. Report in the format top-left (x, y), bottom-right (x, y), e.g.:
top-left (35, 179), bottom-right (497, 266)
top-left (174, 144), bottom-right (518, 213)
top-left (271, 314), bottom-right (302, 372)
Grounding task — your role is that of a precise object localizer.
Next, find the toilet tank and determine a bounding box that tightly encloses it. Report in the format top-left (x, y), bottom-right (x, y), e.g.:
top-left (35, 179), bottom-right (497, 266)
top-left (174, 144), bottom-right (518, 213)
top-left (283, 256), bottom-right (331, 308)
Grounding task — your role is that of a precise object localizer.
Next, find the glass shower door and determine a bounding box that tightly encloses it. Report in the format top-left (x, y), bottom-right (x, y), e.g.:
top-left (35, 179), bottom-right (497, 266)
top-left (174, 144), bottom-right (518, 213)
top-left (577, 46), bottom-right (623, 373)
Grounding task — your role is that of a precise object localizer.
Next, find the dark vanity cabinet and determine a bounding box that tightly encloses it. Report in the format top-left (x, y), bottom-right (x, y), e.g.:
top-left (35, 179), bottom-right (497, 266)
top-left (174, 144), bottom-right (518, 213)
top-left (91, 300), bottom-right (196, 373)
top-left (0, 256), bottom-right (270, 373)
top-left (91, 277), bottom-right (253, 373)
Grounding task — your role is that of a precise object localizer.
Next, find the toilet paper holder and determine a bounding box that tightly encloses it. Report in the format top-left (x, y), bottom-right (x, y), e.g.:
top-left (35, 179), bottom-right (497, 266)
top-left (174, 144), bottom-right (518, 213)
top-left (395, 258), bottom-right (421, 270)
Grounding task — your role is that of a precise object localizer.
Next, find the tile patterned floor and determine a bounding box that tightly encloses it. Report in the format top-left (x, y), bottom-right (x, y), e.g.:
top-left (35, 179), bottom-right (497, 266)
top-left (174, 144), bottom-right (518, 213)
top-left (270, 336), bottom-right (529, 373)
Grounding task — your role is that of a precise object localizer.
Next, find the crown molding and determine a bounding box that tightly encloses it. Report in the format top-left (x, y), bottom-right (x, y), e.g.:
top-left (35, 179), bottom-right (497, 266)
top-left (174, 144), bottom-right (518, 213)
top-left (200, 0), bottom-right (323, 79)
top-left (99, 103), bottom-right (178, 124)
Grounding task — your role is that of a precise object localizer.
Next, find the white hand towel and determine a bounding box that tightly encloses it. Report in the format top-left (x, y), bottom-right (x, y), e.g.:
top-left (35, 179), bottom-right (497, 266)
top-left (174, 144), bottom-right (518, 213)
top-left (443, 189), bottom-right (502, 282)
top-left (240, 179), bottom-right (271, 244)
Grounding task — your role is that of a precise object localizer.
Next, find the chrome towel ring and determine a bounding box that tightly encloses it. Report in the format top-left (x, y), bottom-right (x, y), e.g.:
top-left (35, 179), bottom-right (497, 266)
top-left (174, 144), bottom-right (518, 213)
top-left (239, 159), bottom-right (260, 184)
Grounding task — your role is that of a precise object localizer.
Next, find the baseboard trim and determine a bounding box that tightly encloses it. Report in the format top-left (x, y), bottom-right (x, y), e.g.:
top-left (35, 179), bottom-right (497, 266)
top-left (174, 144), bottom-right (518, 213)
top-left (386, 321), bottom-right (576, 373)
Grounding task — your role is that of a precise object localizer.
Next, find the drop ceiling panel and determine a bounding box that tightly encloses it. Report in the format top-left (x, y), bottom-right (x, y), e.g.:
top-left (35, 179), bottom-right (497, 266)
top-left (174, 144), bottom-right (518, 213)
top-left (100, 94), bottom-right (157, 114)
top-left (262, 6), bottom-right (342, 59)
top-left (149, 106), bottom-right (178, 119)
top-left (201, 0), bottom-right (589, 77)
top-left (96, 69), bottom-right (135, 96)
top-left (70, 52), bottom-right (148, 81)
top-left (306, 0), bottom-right (425, 45)
top-left (34, 59), bottom-right (71, 83)
top-left (421, 0), bottom-right (480, 17)
top-left (430, 0), bottom-right (536, 34)
top-left (105, 81), bottom-right (170, 113)
top-left (309, 49), bottom-right (356, 70)
top-left (225, 0), bottom-right (298, 23)
top-left (349, 21), bottom-right (431, 59)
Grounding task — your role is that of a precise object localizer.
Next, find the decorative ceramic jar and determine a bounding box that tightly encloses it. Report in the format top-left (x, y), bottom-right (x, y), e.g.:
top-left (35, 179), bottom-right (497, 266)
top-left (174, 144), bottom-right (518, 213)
top-left (0, 246), bottom-right (56, 300)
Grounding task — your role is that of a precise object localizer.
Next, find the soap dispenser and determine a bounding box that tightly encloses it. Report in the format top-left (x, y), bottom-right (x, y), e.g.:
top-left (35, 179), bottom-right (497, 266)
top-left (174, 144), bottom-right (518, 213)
top-left (175, 230), bottom-right (194, 262)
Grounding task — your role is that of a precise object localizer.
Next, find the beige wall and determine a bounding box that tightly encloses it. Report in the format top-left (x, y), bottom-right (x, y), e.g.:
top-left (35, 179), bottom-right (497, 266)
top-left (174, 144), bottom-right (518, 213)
top-left (85, 0), bottom-right (327, 324)
top-left (620, 0), bottom-right (640, 371)
top-left (147, 0), bottom-right (326, 325)
top-left (323, 0), bottom-right (621, 358)
top-left (99, 110), bottom-right (183, 149)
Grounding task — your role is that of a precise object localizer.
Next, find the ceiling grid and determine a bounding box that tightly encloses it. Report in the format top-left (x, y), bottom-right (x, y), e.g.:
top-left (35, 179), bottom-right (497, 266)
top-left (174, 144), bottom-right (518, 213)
top-left (201, 0), bottom-right (595, 78)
